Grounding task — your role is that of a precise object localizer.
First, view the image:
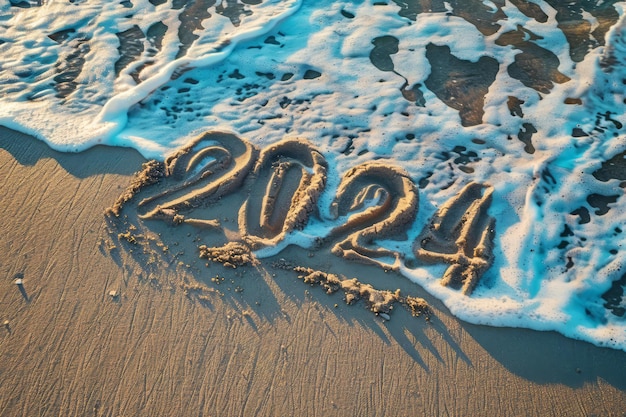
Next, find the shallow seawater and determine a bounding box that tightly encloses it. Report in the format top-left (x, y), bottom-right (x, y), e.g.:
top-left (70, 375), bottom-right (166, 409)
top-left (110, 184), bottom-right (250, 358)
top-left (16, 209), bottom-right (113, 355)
top-left (1, 0), bottom-right (626, 350)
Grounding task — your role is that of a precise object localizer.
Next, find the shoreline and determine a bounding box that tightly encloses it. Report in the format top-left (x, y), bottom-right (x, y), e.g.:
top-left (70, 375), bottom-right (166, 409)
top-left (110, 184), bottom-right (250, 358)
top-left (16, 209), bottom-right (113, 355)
top-left (1, 126), bottom-right (625, 416)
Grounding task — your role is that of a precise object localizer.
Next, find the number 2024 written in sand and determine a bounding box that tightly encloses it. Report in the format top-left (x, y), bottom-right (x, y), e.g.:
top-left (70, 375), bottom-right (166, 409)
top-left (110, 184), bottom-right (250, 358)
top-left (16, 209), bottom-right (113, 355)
top-left (108, 132), bottom-right (495, 296)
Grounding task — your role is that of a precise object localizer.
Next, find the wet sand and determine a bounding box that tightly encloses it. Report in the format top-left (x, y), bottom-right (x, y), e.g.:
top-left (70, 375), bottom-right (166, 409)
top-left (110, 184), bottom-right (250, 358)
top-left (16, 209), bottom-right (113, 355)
top-left (1, 126), bottom-right (626, 416)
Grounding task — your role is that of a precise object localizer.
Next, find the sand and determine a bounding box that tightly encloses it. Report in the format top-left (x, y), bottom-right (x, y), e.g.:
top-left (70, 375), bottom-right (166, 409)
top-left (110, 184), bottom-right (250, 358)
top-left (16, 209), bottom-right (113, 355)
top-left (1, 125), bottom-right (626, 416)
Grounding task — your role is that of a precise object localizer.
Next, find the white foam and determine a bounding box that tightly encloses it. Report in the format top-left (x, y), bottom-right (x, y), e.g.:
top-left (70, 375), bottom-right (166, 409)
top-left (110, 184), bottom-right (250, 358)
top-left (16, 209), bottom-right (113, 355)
top-left (2, 0), bottom-right (626, 350)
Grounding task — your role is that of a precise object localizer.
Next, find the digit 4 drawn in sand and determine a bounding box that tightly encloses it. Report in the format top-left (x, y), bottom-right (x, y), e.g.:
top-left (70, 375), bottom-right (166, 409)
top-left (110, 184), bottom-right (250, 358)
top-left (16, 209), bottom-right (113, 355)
top-left (413, 183), bottom-right (495, 295)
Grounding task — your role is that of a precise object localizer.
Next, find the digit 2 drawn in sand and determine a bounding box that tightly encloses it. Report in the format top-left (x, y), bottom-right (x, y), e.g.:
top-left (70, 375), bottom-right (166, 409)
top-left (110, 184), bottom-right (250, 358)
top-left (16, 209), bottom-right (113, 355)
top-left (107, 131), bottom-right (495, 295)
top-left (326, 162), bottom-right (418, 270)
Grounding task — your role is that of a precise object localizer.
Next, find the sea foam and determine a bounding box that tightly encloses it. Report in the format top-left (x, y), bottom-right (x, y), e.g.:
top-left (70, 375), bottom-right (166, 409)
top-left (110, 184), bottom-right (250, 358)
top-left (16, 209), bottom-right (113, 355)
top-left (1, 0), bottom-right (626, 350)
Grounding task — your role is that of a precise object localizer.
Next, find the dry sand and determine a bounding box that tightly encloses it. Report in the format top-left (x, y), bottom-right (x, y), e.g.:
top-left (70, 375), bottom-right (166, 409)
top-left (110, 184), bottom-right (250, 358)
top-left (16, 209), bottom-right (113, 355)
top-left (1, 125), bottom-right (626, 416)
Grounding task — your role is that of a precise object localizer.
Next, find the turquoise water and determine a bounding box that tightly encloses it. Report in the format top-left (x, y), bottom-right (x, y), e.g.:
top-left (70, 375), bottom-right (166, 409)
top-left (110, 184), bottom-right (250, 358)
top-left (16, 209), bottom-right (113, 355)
top-left (1, 0), bottom-right (626, 350)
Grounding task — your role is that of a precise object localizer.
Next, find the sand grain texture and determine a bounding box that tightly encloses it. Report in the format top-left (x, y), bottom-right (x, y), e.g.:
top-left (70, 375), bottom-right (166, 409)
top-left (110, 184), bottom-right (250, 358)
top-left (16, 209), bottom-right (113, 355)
top-left (1, 127), bottom-right (626, 416)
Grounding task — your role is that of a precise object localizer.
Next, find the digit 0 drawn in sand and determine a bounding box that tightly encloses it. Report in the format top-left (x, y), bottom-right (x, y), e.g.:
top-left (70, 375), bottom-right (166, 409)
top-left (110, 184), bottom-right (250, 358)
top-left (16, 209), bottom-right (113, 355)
top-left (107, 131), bottom-right (495, 295)
top-left (239, 138), bottom-right (327, 249)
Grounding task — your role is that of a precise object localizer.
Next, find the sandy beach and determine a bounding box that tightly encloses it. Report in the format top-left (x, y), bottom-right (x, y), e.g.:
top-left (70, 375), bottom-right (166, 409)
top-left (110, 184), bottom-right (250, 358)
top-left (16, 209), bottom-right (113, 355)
top-left (1, 125), bottom-right (626, 416)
